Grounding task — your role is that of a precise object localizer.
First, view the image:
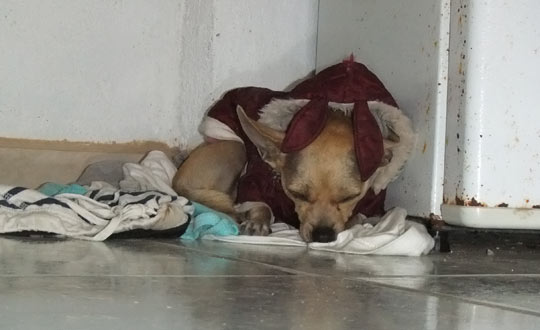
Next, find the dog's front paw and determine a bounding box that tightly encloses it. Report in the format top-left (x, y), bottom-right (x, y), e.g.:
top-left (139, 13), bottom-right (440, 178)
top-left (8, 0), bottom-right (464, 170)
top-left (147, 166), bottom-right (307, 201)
top-left (239, 219), bottom-right (271, 236)
top-left (235, 202), bottom-right (273, 236)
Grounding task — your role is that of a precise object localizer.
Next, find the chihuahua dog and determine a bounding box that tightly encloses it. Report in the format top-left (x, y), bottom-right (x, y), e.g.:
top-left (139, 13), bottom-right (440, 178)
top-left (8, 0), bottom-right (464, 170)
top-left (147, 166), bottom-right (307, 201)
top-left (173, 96), bottom-right (414, 243)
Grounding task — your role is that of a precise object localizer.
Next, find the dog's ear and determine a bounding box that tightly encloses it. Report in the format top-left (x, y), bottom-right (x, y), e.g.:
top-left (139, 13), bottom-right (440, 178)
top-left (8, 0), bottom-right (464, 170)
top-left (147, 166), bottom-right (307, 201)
top-left (236, 105), bottom-right (285, 169)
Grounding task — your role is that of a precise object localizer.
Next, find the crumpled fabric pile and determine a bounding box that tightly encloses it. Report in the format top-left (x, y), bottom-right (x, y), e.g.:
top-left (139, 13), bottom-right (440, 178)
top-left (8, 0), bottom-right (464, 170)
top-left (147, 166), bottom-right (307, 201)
top-left (119, 151), bottom-right (434, 256)
top-left (0, 150), bottom-right (434, 255)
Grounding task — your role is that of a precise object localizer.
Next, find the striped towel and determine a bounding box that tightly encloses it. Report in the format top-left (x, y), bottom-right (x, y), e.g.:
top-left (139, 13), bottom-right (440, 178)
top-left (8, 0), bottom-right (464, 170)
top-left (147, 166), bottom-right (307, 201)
top-left (0, 184), bottom-right (193, 241)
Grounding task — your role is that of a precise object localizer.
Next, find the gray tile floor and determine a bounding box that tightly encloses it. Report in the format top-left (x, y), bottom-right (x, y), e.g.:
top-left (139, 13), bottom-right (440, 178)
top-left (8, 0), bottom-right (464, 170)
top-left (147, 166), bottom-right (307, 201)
top-left (1, 232), bottom-right (540, 330)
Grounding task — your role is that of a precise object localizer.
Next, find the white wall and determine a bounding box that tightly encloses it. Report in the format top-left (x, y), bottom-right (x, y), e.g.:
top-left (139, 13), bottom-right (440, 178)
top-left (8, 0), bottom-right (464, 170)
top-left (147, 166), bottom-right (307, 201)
top-left (0, 0), bottom-right (318, 147)
top-left (317, 0), bottom-right (450, 217)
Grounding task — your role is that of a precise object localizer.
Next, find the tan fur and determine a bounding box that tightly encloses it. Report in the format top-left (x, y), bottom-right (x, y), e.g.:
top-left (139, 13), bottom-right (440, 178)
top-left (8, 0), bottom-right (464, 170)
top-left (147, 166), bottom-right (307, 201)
top-left (172, 140), bottom-right (246, 216)
top-left (279, 112), bottom-right (366, 241)
top-left (173, 106), bottom-right (395, 242)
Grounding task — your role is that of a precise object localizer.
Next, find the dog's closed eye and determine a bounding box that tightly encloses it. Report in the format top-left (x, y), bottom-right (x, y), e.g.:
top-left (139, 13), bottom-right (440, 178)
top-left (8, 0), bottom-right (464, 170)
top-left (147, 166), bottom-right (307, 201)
top-left (288, 189), bottom-right (310, 202)
top-left (336, 193), bottom-right (362, 204)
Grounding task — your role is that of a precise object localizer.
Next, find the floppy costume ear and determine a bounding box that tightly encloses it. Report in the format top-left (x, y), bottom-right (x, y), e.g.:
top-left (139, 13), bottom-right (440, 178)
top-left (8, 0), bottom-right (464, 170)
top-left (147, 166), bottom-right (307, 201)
top-left (281, 54), bottom-right (392, 181)
top-left (280, 98), bottom-right (329, 153)
top-left (351, 101), bottom-right (385, 180)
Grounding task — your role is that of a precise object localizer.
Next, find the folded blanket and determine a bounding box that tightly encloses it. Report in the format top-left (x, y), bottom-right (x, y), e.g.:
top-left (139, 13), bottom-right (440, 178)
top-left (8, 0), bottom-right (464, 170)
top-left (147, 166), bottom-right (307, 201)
top-left (0, 184), bottom-right (192, 241)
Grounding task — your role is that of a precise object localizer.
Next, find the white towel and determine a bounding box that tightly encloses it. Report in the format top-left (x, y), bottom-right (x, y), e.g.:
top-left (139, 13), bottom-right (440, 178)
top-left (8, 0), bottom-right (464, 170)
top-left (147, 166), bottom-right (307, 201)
top-left (203, 208), bottom-right (434, 256)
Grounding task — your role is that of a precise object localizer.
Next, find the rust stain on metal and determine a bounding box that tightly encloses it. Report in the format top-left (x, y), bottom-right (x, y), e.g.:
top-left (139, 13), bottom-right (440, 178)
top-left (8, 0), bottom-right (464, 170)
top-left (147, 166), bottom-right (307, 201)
top-left (454, 196), bottom-right (487, 207)
top-left (497, 203), bottom-right (509, 208)
top-left (467, 197), bottom-right (485, 207)
top-left (428, 213), bottom-right (445, 230)
top-left (422, 143), bottom-right (427, 154)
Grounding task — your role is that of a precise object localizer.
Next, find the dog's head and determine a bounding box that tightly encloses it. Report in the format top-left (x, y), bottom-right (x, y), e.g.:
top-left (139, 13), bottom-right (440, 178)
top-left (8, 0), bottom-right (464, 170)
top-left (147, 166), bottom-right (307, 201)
top-left (237, 105), bottom-right (402, 243)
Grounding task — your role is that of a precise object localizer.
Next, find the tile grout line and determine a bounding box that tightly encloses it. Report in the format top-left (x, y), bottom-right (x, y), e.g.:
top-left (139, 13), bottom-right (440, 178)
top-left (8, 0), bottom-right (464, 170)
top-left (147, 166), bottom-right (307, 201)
top-left (353, 273), bottom-right (540, 279)
top-left (174, 244), bottom-right (319, 277)
top-left (172, 243), bottom-right (540, 317)
top-left (174, 243), bottom-right (540, 279)
top-left (349, 276), bottom-right (540, 318)
top-left (0, 274), bottom-right (297, 278)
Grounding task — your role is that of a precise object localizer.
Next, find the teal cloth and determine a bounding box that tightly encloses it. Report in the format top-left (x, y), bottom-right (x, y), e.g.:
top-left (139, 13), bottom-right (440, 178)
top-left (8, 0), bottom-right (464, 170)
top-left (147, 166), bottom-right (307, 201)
top-left (181, 202), bottom-right (239, 240)
top-left (38, 183), bottom-right (88, 196)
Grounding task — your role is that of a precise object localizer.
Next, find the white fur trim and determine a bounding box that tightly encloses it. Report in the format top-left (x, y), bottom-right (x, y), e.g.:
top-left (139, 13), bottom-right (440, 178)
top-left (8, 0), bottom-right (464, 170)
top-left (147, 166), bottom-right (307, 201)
top-left (258, 99), bottom-right (309, 131)
top-left (198, 116), bottom-right (243, 143)
top-left (258, 98), bottom-right (416, 192)
top-left (367, 101), bottom-right (416, 194)
top-left (258, 99), bottom-right (387, 135)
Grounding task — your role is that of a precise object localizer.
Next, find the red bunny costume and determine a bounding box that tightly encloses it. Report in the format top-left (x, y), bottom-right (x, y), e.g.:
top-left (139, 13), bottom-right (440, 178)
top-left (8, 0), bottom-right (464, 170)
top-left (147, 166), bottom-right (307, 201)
top-left (198, 59), bottom-right (414, 228)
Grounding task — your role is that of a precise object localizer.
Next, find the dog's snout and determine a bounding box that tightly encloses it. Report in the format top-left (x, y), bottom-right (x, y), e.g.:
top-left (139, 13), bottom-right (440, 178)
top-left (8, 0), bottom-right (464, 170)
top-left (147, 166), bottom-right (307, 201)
top-left (312, 226), bottom-right (336, 243)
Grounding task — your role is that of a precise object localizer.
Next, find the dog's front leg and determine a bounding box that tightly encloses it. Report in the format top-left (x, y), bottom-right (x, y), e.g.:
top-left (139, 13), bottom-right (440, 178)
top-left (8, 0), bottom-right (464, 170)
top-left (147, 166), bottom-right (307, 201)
top-left (235, 203), bottom-right (272, 236)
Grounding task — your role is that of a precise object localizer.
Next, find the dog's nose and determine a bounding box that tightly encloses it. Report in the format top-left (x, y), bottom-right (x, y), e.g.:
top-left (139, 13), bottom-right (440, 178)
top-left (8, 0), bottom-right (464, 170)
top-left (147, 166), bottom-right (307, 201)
top-left (312, 226), bottom-right (336, 243)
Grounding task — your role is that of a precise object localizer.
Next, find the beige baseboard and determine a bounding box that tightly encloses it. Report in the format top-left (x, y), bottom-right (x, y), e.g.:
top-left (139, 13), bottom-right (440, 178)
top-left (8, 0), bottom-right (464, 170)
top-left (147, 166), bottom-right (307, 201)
top-left (0, 137), bottom-right (179, 155)
top-left (0, 137), bottom-right (182, 189)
